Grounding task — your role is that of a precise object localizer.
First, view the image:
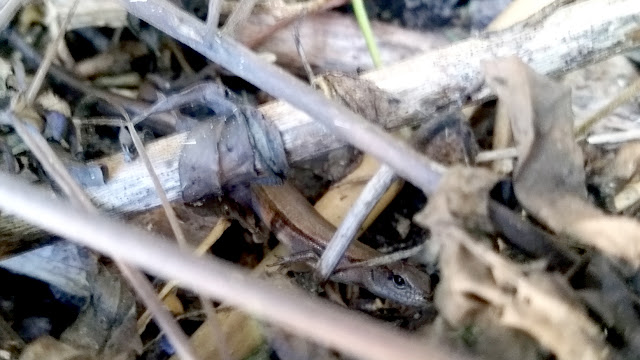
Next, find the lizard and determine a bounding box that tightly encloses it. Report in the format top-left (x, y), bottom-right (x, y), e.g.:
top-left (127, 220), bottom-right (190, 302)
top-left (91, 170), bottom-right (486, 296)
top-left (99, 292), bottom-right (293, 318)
top-left (251, 182), bottom-right (432, 307)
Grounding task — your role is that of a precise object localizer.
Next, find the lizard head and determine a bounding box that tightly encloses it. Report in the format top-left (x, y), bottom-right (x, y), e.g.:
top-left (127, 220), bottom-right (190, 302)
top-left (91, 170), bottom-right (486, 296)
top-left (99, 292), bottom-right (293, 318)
top-left (365, 263), bottom-right (433, 307)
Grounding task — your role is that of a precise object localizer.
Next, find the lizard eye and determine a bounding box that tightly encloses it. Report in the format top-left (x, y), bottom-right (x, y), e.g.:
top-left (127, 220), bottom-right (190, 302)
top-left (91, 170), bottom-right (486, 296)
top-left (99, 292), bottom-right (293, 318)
top-left (392, 274), bottom-right (406, 288)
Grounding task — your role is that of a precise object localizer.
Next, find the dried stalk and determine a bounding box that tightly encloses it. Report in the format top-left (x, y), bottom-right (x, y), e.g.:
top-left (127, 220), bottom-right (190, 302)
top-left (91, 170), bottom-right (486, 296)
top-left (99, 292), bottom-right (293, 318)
top-left (221, 0), bottom-right (258, 37)
top-left (123, 114), bottom-right (231, 360)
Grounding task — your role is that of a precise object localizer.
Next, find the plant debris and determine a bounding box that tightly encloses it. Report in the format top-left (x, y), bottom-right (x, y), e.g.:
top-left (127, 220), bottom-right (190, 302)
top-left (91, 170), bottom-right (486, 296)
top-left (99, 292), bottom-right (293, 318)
top-left (1, 1), bottom-right (640, 360)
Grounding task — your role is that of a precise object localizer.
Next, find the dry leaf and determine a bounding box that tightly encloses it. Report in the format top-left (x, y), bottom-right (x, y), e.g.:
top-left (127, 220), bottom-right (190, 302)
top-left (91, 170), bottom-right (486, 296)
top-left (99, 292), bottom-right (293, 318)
top-left (315, 73), bottom-right (401, 128)
top-left (441, 232), bottom-right (609, 360)
top-left (484, 57), bottom-right (640, 267)
top-left (423, 210), bottom-right (610, 359)
top-left (415, 164), bottom-right (611, 360)
top-left (414, 166), bottom-right (498, 233)
top-left (413, 166), bottom-right (498, 266)
top-left (45, 0), bottom-right (127, 30)
top-left (313, 155), bottom-right (402, 229)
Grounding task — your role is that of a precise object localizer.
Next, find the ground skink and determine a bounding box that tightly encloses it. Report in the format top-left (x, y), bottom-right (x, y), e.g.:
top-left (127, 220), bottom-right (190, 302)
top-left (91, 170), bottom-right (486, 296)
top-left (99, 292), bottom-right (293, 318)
top-left (251, 183), bottom-right (432, 307)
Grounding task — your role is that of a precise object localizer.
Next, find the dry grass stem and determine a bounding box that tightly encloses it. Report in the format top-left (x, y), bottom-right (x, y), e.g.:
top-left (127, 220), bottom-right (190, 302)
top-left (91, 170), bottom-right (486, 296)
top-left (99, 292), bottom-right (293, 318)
top-left (24, 0), bottom-right (79, 104)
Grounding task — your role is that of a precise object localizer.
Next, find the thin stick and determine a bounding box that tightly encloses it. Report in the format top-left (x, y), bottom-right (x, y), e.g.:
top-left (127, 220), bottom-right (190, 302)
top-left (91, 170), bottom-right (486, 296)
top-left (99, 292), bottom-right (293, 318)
top-left (587, 128), bottom-right (640, 145)
top-left (318, 15), bottom-right (391, 279)
top-left (0, 173), bottom-right (473, 360)
top-left (221, 0), bottom-right (259, 37)
top-left (24, 0), bottom-right (79, 104)
top-left (117, 264), bottom-right (200, 360)
top-left (575, 77), bottom-right (640, 137)
top-left (293, 19), bottom-right (315, 85)
top-left (339, 243), bottom-right (424, 270)
top-left (491, 100), bottom-right (514, 174)
top-left (475, 147), bottom-right (518, 162)
top-left (316, 27), bottom-right (397, 281)
top-left (122, 117), bottom-right (187, 249)
top-left (8, 114), bottom-right (199, 360)
top-left (137, 219), bottom-right (231, 333)
top-left (317, 154), bottom-right (397, 280)
top-left (0, 0), bottom-right (23, 32)
top-left (206, 0), bottom-right (221, 38)
top-left (123, 112), bottom-right (231, 360)
top-left (166, 40), bottom-right (195, 75)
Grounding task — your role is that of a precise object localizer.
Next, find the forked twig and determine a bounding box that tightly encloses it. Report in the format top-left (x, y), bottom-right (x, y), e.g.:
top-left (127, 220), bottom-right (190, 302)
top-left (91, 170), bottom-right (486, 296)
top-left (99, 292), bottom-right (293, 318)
top-left (0, 0), bottom-right (23, 32)
top-left (24, 0), bottom-right (79, 104)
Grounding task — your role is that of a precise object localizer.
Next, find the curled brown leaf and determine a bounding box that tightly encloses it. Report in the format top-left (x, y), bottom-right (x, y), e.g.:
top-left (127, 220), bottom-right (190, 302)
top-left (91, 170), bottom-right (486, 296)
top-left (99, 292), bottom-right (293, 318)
top-left (484, 57), bottom-right (640, 267)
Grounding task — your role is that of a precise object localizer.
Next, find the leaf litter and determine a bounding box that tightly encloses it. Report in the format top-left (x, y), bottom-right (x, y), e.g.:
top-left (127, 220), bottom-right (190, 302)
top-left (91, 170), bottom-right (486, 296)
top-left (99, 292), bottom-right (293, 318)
top-left (2, 1), bottom-right (640, 360)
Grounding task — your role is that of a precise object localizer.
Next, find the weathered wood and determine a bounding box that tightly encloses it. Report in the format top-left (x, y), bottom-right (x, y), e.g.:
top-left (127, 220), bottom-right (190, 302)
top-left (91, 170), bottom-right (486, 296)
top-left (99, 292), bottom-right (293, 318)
top-left (85, 0), bottom-right (640, 215)
top-left (236, 11), bottom-right (450, 74)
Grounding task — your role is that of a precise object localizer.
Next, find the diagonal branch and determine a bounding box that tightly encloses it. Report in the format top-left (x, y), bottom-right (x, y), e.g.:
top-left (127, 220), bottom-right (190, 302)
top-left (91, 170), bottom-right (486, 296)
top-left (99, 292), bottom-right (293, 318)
top-left (114, 0), bottom-right (640, 201)
top-left (120, 0), bottom-right (447, 195)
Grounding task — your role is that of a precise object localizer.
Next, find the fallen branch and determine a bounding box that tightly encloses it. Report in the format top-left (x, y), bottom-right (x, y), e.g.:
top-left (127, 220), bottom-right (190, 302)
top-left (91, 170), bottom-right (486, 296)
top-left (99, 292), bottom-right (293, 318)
top-left (88, 0), bottom-right (640, 213)
top-left (0, 0), bottom-right (24, 32)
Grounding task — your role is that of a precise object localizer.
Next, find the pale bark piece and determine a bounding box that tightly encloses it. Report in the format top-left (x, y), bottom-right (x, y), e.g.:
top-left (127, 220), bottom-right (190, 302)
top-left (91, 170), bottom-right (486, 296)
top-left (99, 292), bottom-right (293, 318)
top-left (45, 0), bottom-right (127, 29)
top-left (236, 11), bottom-right (449, 74)
top-left (315, 73), bottom-right (401, 129)
top-left (485, 57), bottom-right (640, 267)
